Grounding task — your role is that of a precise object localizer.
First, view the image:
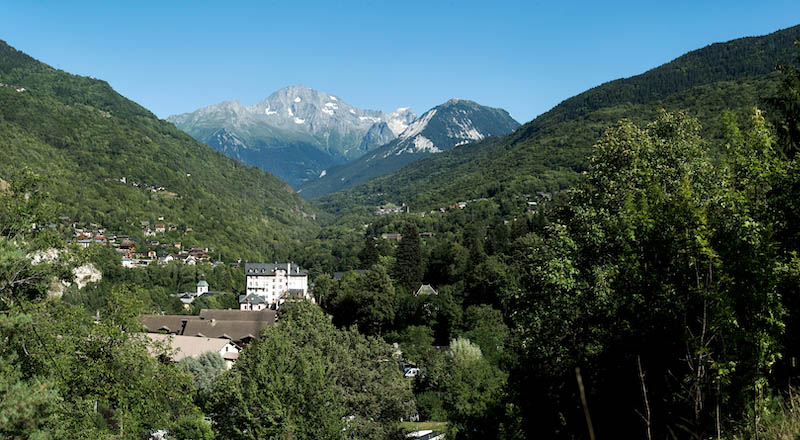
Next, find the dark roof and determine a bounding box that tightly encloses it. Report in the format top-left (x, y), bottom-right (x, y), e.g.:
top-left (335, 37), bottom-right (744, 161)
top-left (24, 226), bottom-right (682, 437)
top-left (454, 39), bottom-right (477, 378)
top-left (238, 293), bottom-right (268, 304)
top-left (139, 315), bottom-right (201, 334)
top-left (199, 308), bottom-right (276, 323)
top-left (245, 262), bottom-right (308, 276)
top-left (183, 319), bottom-right (272, 342)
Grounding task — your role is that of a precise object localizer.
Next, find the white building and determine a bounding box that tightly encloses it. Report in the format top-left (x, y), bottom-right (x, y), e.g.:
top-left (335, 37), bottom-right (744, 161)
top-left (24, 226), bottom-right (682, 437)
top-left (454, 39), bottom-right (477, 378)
top-left (241, 262), bottom-right (310, 310)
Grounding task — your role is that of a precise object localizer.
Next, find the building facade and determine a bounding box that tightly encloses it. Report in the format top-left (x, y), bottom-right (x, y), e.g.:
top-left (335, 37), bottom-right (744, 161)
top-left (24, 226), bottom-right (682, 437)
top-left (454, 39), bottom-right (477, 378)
top-left (242, 262), bottom-right (310, 309)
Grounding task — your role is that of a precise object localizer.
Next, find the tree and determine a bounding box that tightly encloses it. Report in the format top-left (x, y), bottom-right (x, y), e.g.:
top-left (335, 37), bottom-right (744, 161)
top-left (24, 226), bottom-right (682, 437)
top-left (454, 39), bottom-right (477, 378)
top-left (393, 222), bottom-right (424, 291)
top-left (505, 111), bottom-right (786, 438)
top-left (210, 301), bottom-right (415, 440)
top-left (358, 231), bottom-right (379, 269)
top-left (441, 338), bottom-right (507, 439)
top-left (180, 352), bottom-right (226, 410)
top-left (766, 42), bottom-right (800, 158)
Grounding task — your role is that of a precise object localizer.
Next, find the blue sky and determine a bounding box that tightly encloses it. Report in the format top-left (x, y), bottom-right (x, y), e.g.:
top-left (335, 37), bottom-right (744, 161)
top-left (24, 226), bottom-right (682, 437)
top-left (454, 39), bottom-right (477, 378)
top-left (1, 1), bottom-right (799, 123)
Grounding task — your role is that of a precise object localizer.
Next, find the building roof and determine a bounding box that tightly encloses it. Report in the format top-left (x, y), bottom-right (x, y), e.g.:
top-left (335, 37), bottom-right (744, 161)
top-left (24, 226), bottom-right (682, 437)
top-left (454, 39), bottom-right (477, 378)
top-left (139, 315), bottom-right (201, 333)
top-left (245, 262), bottom-right (308, 277)
top-left (239, 293), bottom-right (268, 304)
top-left (197, 280), bottom-right (209, 287)
top-left (199, 308), bottom-right (276, 323)
top-left (146, 333), bottom-right (239, 362)
top-left (415, 284), bottom-right (439, 296)
top-left (183, 319), bottom-right (271, 342)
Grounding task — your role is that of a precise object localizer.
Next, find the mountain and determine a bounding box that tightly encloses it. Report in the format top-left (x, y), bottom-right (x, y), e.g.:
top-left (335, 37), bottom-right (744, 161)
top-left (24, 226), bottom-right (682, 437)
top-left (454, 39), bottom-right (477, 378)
top-left (297, 99), bottom-right (519, 199)
top-left (168, 86), bottom-right (416, 187)
top-left (0, 40), bottom-right (317, 260)
top-left (315, 24), bottom-right (800, 215)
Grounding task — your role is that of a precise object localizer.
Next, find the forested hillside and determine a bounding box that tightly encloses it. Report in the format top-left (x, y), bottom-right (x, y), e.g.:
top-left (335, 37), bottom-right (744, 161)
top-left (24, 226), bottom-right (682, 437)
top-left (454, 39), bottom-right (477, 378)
top-left (0, 40), bottom-right (317, 260)
top-left (316, 24), bottom-right (800, 214)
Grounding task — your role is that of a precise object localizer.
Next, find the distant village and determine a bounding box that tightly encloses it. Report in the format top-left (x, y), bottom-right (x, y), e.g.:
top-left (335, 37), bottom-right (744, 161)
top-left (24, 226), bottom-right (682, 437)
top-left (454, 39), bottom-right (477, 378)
top-left (373, 191), bottom-right (552, 217)
top-left (47, 213), bottom-right (217, 268)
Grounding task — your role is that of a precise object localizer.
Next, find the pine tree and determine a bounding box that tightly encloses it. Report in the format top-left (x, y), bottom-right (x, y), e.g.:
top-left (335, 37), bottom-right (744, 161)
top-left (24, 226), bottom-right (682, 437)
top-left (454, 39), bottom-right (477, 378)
top-left (358, 231), bottom-right (379, 269)
top-left (393, 222), bottom-right (423, 291)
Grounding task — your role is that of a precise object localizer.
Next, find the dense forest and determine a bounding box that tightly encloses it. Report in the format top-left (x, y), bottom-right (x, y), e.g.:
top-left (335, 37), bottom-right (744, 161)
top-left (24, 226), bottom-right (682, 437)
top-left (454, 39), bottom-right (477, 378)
top-left (4, 25), bottom-right (800, 440)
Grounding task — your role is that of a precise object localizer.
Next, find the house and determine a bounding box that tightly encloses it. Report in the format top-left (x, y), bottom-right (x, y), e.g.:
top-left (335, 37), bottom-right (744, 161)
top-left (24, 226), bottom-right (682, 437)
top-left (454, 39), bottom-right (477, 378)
top-left (155, 224), bottom-right (166, 233)
top-left (414, 284), bottom-right (438, 296)
top-left (146, 333), bottom-right (240, 369)
top-left (242, 263), bottom-right (310, 309)
top-left (381, 233), bottom-right (403, 242)
top-left (239, 293), bottom-right (269, 311)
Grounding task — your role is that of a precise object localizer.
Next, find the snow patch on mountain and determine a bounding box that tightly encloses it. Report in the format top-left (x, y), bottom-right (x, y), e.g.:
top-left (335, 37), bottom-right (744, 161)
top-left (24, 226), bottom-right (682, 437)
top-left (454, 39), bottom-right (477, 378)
top-left (294, 117), bottom-right (305, 124)
top-left (449, 117), bottom-right (485, 141)
top-left (387, 107), bottom-right (416, 136)
top-left (400, 109), bottom-right (437, 139)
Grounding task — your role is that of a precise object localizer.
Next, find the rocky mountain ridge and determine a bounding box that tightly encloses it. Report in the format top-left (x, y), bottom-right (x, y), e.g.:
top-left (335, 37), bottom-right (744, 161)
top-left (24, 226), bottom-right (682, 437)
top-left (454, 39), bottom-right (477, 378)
top-left (168, 85), bottom-right (416, 187)
top-left (296, 98), bottom-right (519, 198)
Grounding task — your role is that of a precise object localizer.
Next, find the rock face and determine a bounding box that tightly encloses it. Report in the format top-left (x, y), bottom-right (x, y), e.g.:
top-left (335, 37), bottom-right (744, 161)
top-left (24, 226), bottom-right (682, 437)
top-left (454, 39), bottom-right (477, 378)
top-left (297, 99), bottom-right (520, 199)
top-left (359, 122), bottom-right (396, 152)
top-left (168, 85), bottom-right (416, 187)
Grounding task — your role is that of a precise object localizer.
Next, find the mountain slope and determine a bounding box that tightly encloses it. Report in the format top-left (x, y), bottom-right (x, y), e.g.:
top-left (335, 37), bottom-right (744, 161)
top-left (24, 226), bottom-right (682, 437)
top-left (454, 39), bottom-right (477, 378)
top-left (168, 86), bottom-right (415, 187)
top-left (315, 24), bottom-right (800, 214)
top-left (298, 99), bottom-right (519, 199)
top-left (0, 40), bottom-right (317, 260)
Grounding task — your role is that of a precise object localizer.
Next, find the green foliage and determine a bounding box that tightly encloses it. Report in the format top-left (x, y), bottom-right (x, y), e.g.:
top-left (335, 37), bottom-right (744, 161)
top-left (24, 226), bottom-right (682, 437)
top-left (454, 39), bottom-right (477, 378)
top-left (458, 305), bottom-right (509, 366)
top-left (440, 338), bottom-right (508, 439)
top-left (210, 301), bottom-right (415, 440)
top-left (392, 325), bottom-right (435, 364)
top-left (180, 352), bottom-right (226, 410)
top-left (766, 41), bottom-right (800, 158)
top-left (0, 316), bottom-right (61, 440)
top-left (393, 222), bottom-right (424, 291)
top-left (504, 111), bottom-right (787, 438)
top-left (323, 265), bottom-right (397, 335)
